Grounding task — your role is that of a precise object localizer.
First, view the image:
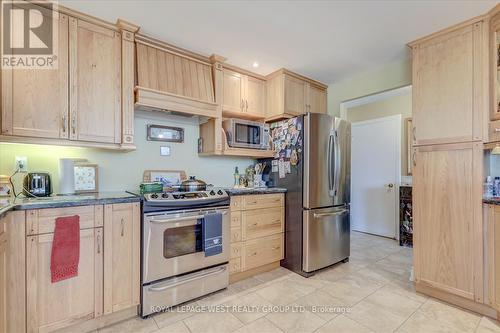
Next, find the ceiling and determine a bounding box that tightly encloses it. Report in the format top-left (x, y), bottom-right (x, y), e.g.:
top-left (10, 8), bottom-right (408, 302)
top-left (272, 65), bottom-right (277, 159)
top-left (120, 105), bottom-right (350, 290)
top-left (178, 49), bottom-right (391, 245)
top-left (59, 0), bottom-right (498, 84)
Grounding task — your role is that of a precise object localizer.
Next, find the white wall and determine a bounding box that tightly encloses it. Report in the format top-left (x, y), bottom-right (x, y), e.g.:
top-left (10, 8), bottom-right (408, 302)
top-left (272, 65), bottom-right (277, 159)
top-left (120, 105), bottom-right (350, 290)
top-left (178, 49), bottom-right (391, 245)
top-left (328, 58), bottom-right (412, 117)
top-left (0, 112), bottom-right (254, 193)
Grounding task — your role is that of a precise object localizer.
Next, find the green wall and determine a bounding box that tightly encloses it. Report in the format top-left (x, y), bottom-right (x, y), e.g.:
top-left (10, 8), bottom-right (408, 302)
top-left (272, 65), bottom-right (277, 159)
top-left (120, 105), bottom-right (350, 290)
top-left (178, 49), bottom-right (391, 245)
top-left (0, 112), bottom-right (254, 194)
top-left (328, 58), bottom-right (412, 117)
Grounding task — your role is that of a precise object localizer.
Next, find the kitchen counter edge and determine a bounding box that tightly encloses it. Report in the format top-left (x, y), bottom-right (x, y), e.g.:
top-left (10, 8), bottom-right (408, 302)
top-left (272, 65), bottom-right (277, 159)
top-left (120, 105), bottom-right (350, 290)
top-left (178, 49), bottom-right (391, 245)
top-left (224, 187), bottom-right (287, 196)
top-left (0, 191), bottom-right (141, 215)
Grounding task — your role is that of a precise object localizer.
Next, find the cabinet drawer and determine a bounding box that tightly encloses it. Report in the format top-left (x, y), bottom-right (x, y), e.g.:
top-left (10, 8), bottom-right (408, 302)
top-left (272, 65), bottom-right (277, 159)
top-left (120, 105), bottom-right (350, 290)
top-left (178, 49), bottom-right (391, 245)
top-left (230, 197), bottom-right (243, 211)
top-left (229, 258), bottom-right (241, 274)
top-left (27, 205), bottom-right (103, 236)
top-left (230, 227), bottom-right (242, 243)
top-left (230, 242), bottom-right (243, 259)
top-left (242, 194), bottom-right (284, 210)
top-left (243, 207), bottom-right (284, 240)
top-left (230, 211), bottom-right (242, 228)
top-left (489, 120), bottom-right (500, 142)
top-left (244, 234), bottom-right (283, 270)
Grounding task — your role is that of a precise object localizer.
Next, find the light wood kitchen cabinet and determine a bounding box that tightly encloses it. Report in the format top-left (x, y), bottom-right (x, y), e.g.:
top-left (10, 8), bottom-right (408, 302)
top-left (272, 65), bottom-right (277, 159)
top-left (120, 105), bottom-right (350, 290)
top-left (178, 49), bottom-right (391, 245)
top-left (484, 203), bottom-right (500, 311)
top-left (26, 227), bottom-right (103, 333)
top-left (69, 18), bottom-right (122, 144)
top-left (1, 7), bottom-right (69, 139)
top-left (103, 203), bottom-right (140, 314)
top-left (413, 142), bottom-right (483, 302)
top-left (266, 69), bottom-right (328, 121)
top-left (490, 10), bottom-right (500, 121)
top-left (229, 194), bottom-right (285, 282)
top-left (0, 214), bottom-right (7, 333)
top-left (222, 67), bottom-right (266, 119)
top-left (410, 22), bottom-right (486, 146)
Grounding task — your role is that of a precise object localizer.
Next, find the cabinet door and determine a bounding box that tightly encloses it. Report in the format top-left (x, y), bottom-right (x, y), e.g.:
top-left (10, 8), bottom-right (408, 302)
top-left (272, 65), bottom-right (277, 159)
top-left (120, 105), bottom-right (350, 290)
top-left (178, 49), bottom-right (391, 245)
top-left (222, 69), bottom-right (244, 114)
top-left (284, 74), bottom-right (306, 115)
top-left (26, 228), bottom-right (103, 333)
top-left (69, 18), bottom-right (121, 143)
top-left (412, 23), bottom-right (483, 145)
top-left (1, 8), bottom-right (69, 139)
top-left (245, 76), bottom-right (266, 117)
top-left (103, 203), bottom-right (140, 314)
top-left (308, 85), bottom-right (327, 114)
top-left (0, 218), bottom-right (6, 333)
top-left (490, 13), bottom-right (500, 121)
top-left (413, 142), bottom-right (482, 301)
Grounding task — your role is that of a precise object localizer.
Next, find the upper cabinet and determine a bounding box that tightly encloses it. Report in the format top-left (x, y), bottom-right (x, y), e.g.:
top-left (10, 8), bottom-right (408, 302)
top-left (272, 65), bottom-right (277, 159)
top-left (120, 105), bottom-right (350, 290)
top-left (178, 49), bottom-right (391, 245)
top-left (491, 10), bottom-right (500, 121)
top-left (135, 36), bottom-right (217, 118)
top-left (266, 69), bottom-right (327, 122)
top-left (1, 6), bottom-right (69, 140)
top-left (411, 22), bottom-right (486, 146)
top-left (221, 68), bottom-right (266, 119)
top-left (70, 18), bottom-right (122, 144)
top-left (0, 6), bottom-right (138, 150)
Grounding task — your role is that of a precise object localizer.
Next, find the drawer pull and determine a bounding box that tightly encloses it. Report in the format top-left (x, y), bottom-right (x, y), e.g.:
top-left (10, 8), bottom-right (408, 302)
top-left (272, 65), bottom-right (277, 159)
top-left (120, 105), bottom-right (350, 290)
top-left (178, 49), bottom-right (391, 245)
top-left (252, 222), bottom-right (258, 226)
top-left (272, 219), bottom-right (281, 223)
top-left (249, 251), bottom-right (258, 256)
top-left (272, 246), bottom-right (280, 250)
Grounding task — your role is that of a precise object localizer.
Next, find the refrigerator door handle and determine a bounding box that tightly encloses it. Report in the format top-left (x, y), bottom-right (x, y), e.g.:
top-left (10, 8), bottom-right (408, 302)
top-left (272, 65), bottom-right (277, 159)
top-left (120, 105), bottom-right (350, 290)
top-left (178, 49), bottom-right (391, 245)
top-left (313, 209), bottom-right (348, 218)
top-left (334, 130), bottom-right (341, 197)
top-left (328, 130), bottom-right (335, 197)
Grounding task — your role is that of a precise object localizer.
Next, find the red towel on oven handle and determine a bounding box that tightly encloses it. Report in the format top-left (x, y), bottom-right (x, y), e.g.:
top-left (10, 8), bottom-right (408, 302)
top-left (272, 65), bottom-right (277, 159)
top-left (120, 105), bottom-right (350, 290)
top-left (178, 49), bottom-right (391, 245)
top-left (51, 215), bottom-right (80, 283)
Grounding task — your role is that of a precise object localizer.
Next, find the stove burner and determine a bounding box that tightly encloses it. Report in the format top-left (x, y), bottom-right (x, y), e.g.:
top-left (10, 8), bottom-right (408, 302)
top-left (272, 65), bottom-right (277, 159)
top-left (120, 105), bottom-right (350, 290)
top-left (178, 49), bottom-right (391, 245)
top-left (142, 189), bottom-right (229, 212)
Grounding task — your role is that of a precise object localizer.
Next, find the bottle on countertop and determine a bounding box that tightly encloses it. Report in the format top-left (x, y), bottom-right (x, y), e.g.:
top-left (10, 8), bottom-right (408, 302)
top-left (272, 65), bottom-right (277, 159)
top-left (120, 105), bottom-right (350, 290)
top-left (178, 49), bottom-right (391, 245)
top-left (485, 176), bottom-right (494, 198)
top-left (234, 167), bottom-right (240, 187)
top-left (495, 177), bottom-right (500, 197)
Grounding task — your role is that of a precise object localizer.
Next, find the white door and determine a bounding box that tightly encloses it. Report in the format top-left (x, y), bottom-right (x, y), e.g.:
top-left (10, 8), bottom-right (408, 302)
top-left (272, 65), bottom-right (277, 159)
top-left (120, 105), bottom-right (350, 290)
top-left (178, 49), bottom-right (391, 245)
top-left (351, 115), bottom-right (401, 238)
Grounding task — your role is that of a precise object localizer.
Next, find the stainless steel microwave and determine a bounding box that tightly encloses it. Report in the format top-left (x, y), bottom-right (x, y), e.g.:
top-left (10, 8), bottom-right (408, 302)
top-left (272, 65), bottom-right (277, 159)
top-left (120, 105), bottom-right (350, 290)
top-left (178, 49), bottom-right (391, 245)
top-left (222, 118), bottom-right (270, 149)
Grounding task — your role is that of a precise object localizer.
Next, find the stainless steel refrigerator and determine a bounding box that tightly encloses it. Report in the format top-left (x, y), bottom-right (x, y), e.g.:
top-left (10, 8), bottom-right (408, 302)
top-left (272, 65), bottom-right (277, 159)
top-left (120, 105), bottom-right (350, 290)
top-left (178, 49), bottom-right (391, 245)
top-left (262, 113), bottom-right (351, 277)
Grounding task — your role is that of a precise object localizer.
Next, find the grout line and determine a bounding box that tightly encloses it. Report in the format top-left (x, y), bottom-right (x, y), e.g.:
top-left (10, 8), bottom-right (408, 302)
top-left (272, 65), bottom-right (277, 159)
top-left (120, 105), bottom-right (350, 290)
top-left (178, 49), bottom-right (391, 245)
top-left (392, 298), bottom-right (426, 332)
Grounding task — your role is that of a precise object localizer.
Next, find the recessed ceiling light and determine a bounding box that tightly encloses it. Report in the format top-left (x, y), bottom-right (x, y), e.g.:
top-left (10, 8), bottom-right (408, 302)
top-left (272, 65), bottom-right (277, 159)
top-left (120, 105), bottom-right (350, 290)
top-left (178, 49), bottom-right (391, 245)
top-left (252, 62), bottom-right (259, 68)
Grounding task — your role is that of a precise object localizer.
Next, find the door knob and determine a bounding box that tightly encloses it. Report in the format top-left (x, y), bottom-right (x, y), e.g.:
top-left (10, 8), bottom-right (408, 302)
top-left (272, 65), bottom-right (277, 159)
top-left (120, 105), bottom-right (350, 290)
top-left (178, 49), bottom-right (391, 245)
top-left (387, 183), bottom-right (394, 188)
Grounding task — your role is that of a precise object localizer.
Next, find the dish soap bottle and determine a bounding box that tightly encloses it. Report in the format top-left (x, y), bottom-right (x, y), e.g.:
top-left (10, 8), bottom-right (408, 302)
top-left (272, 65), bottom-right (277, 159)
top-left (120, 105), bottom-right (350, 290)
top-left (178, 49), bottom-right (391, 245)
top-left (234, 167), bottom-right (240, 188)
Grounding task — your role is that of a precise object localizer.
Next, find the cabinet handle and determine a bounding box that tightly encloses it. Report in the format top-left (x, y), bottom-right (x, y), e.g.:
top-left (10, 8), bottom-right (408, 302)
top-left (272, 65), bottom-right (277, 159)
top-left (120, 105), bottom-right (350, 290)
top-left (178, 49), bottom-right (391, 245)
top-left (413, 150), bottom-right (416, 167)
top-left (246, 100), bottom-right (248, 111)
top-left (241, 99), bottom-right (244, 110)
top-left (272, 219), bottom-right (281, 224)
top-left (412, 127), bottom-right (416, 141)
top-left (272, 246), bottom-right (280, 250)
top-left (71, 116), bottom-right (76, 135)
top-left (252, 222), bottom-right (258, 226)
top-left (121, 218), bottom-right (125, 237)
top-left (97, 234), bottom-right (101, 254)
top-left (249, 251), bottom-right (258, 256)
top-left (62, 115), bottom-right (67, 133)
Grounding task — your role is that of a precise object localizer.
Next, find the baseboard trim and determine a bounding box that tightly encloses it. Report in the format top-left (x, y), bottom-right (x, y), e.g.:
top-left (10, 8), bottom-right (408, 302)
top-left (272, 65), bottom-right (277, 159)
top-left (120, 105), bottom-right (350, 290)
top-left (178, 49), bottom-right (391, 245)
top-left (416, 282), bottom-right (497, 319)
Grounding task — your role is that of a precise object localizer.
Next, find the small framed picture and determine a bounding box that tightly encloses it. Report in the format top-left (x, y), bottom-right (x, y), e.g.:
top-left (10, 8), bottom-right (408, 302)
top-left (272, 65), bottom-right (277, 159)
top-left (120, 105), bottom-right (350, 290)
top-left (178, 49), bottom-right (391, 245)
top-left (73, 163), bottom-right (98, 193)
top-left (147, 124), bottom-right (184, 142)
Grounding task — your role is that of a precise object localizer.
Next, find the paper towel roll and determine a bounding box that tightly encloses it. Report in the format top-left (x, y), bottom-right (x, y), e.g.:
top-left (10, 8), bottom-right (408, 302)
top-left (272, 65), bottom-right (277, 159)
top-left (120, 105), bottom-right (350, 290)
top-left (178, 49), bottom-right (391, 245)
top-left (59, 158), bottom-right (86, 195)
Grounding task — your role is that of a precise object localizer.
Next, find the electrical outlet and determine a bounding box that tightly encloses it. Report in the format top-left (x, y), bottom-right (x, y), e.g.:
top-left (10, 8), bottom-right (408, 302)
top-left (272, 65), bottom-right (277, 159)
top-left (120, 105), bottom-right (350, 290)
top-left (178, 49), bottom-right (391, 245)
top-left (15, 156), bottom-right (28, 172)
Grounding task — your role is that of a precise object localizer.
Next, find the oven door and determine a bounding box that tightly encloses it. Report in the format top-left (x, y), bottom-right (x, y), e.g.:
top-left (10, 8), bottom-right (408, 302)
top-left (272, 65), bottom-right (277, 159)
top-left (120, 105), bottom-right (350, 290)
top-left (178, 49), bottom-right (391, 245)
top-left (231, 121), bottom-right (263, 149)
top-left (143, 207), bottom-right (230, 284)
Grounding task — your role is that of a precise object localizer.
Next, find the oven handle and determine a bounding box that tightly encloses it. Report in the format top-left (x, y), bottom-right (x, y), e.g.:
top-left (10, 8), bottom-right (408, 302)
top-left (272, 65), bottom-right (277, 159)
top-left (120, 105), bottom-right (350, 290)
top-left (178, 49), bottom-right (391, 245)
top-left (150, 211), bottom-right (228, 224)
top-left (148, 266), bottom-right (227, 292)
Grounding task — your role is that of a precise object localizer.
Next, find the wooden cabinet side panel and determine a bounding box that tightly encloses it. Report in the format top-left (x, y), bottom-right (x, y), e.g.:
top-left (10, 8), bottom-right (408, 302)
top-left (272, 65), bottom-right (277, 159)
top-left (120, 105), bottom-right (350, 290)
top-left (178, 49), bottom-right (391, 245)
top-left (494, 206), bottom-right (500, 310)
top-left (413, 143), bottom-right (477, 300)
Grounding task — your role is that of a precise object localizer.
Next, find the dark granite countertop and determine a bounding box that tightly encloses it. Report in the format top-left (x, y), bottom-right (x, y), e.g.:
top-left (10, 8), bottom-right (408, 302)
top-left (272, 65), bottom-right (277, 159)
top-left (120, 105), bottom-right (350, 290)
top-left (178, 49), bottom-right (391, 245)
top-left (484, 197), bottom-right (500, 205)
top-left (0, 191), bottom-right (140, 215)
top-left (224, 187), bottom-right (287, 196)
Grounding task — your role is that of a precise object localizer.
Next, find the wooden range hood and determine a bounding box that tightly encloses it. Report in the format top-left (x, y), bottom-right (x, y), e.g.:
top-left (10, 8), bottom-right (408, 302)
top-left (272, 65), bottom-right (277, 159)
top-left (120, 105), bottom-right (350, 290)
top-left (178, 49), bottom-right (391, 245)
top-left (134, 34), bottom-right (219, 118)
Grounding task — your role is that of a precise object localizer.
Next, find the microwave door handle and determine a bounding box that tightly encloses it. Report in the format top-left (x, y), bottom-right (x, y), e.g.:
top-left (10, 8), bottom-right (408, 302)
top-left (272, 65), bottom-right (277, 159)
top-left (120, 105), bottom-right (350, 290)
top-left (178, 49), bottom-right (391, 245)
top-left (148, 266), bottom-right (227, 292)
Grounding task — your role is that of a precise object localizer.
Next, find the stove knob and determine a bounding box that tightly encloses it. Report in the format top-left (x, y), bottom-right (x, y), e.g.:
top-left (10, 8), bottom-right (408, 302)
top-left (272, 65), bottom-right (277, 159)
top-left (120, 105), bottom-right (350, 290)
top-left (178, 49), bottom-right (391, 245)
top-left (150, 193), bottom-right (158, 199)
top-left (217, 190), bottom-right (224, 195)
top-left (161, 193), bottom-right (169, 199)
top-left (209, 190), bottom-right (216, 196)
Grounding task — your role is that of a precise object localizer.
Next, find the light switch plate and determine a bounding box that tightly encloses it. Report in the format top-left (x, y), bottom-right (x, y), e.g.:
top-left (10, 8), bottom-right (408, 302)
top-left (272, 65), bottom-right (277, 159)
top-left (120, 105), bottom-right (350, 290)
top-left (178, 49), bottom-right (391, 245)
top-left (160, 146), bottom-right (171, 156)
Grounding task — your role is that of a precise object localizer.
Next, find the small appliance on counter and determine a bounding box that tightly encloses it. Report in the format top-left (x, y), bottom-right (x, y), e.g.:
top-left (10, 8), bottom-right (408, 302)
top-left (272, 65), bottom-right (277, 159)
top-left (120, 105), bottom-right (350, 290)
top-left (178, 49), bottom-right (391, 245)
top-left (222, 118), bottom-right (270, 150)
top-left (23, 172), bottom-right (52, 197)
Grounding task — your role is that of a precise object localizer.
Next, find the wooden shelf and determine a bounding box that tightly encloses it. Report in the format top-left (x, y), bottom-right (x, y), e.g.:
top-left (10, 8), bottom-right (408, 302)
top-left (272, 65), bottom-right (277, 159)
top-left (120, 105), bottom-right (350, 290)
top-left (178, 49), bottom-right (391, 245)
top-left (222, 146), bottom-right (274, 158)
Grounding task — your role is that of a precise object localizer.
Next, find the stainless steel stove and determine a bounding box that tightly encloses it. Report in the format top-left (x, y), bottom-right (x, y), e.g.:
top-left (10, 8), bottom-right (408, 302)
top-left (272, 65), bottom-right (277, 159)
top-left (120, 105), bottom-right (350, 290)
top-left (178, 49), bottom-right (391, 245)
top-left (140, 189), bottom-right (230, 317)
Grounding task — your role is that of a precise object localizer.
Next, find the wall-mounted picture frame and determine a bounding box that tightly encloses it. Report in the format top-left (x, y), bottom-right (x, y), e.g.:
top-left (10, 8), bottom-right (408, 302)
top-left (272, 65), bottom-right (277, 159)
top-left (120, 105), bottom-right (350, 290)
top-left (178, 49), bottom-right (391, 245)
top-left (147, 124), bottom-right (184, 142)
top-left (406, 118), bottom-right (413, 175)
top-left (73, 163), bottom-right (99, 193)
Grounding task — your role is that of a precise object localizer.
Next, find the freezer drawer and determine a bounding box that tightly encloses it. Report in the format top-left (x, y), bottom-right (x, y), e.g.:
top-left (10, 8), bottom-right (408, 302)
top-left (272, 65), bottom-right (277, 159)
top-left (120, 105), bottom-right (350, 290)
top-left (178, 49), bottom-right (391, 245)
top-left (302, 206), bottom-right (350, 272)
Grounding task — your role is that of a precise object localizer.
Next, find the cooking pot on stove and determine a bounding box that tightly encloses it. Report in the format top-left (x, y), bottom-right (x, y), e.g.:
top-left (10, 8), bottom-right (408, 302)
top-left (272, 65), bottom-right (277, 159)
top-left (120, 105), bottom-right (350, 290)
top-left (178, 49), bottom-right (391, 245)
top-left (179, 176), bottom-right (207, 192)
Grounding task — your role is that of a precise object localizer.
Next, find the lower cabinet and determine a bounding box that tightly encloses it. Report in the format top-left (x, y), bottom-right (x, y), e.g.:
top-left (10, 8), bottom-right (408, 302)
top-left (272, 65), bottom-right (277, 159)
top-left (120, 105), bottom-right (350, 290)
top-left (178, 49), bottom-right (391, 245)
top-left (229, 194), bottom-right (285, 280)
top-left (413, 142), bottom-right (483, 302)
top-left (26, 228), bottom-right (103, 333)
top-left (15, 202), bottom-right (140, 333)
top-left (103, 203), bottom-right (140, 314)
top-left (484, 204), bottom-right (500, 311)
top-left (0, 214), bottom-right (7, 333)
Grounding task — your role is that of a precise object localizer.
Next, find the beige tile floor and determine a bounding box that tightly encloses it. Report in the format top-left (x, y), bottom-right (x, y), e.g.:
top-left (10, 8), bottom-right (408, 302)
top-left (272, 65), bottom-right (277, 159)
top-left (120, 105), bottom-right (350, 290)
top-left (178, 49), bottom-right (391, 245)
top-left (98, 231), bottom-right (500, 333)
